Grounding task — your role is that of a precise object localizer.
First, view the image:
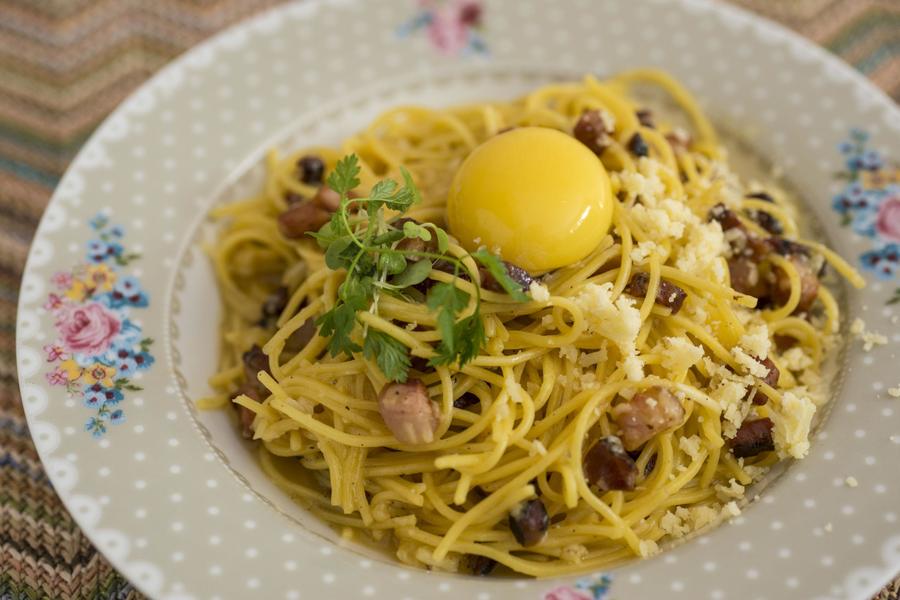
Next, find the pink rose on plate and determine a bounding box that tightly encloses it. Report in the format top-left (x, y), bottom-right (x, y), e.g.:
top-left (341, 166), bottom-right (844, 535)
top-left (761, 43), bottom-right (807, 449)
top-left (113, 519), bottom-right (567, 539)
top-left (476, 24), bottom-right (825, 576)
top-left (543, 587), bottom-right (593, 600)
top-left (51, 271), bottom-right (73, 289)
top-left (875, 196), bottom-right (900, 241)
top-left (55, 301), bottom-right (121, 357)
top-left (427, 6), bottom-right (469, 55)
top-left (45, 369), bottom-right (68, 386)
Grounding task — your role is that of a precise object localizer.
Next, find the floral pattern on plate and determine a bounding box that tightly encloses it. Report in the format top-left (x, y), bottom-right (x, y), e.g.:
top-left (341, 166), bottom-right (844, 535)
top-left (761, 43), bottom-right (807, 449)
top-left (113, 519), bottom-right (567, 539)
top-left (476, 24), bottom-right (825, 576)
top-left (542, 574), bottom-right (612, 600)
top-left (397, 0), bottom-right (487, 56)
top-left (43, 214), bottom-right (154, 438)
top-left (831, 129), bottom-right (900, 302)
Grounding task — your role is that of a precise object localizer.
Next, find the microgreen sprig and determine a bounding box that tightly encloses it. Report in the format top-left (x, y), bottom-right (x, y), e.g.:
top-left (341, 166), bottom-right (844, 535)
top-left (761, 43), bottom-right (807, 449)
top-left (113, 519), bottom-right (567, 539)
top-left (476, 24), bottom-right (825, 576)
top-left (309, 153), bottom-right (529, 382)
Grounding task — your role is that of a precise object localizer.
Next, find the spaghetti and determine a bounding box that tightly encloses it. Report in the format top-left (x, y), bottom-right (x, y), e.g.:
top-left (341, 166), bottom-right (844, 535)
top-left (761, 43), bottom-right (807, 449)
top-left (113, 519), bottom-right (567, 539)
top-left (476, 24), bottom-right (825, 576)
top-left (202, 70), bottom-right (864, 576)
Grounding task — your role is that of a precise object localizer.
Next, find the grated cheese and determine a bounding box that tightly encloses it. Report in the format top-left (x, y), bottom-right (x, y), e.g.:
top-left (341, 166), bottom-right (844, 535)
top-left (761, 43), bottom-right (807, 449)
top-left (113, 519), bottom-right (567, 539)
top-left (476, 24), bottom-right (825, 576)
top-left (658, 336), bottom-right (705, 373)
top-left (638, 539), bottom-right (659, 557)
top-left (620, 168), bottom-right (665, 201)
top-left (844, 476), bottom-right (858, 488)
top-left (740, 323), bottom-right (771, 360)
top-left (622, 355), bottom-right (645, 382)
top-left (674, 221), bottom-right (727, 281)
top-left (558, 345), bottom-right (578, 362)
top-left (770, 391), bottom-right (817, 459)
top-left (715, 478), bottom-right (745, 500)
top-left (529, 281), bottom-right (551, 303)
top-left (722, 501), bottom-right (742, 519)
top-left (629, 240), bottom-right (657, 264)
top-left (889, 386), bottom-right (900, 398)
top-left (678, 435), bottom-right (703, 461)
top-left (573, 282), bottom-right (643, 381)
top-left (781, 347), bottom-right (813, 371)
top-left (560, 544), bottom-right (589, 564)
top-left (732, 346), bottom-right (768, 378)
top-left (850, 318), bottom-right (887, 351)
top-left (709, 374), bottom-right (752, 438)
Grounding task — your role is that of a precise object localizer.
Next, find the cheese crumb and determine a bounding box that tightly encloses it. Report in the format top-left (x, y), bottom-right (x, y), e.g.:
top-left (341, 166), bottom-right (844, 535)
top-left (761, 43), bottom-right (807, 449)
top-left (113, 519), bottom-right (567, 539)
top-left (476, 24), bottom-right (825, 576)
top-left (630, 240), bottom-right (657, 265)
top-left (712, 377), bottom-right (752, 438)
top-left (722, 501), bottom-right (742, 518)
top-left (659, 509), bottom-right (690, 538)
top-left (845, 476), bottom-right (859, 488)
top-left (573, 283), bottom-right (643, 380)
top-left (559, 345), bottom-right (578, 362)
top-left (888, 386), bottom-right (900, 398)
top-left (781, 347), bottom-right (813, 371)
top-left (638, 539), bottom-right (659, 557)
top-left (529, 281), bottom-right (550, 303)
top-left (674, 221), bottom-right (727, 281)
top-left (620, 169), bottom-right (665, 201)
top-left (659, 337), bottom-right (705, 373)
top-left (824, 522), bottom-right (833, 533)
top-left (560, 544), bottom-right (589, 564)
top-left (862, 331), bottom-right (888, 351)
top-left (740, 323), bottom-right (771, 360)
top-left (850, 318), bottom-right (888, 351)
top-left (622, 354), bottom-right (645, 382)
top-left (715, 478), bottom-right (746, 501)
top-left (689, 505), bottom-right (720, 530)
top-left (770, 391), bottom-right (817, 459)
top-left (578, 347), bottom-right (608, 368)
top-left (732, 346), bottom-right (768, 378)
top-left (678, 435), bottom-right (703, 461)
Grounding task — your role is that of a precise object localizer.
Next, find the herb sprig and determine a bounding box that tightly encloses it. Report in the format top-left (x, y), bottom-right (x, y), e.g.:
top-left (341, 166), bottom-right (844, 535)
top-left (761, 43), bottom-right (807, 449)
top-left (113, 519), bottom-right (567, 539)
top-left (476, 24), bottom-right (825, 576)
top-left (309, 154), bottom-right (529, 382)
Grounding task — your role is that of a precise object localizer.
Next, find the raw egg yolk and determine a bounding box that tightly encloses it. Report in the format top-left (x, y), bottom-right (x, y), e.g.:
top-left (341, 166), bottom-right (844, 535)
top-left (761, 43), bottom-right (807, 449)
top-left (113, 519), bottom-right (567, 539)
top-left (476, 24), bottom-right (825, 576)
top-left (447, 127), bottom-right (613, 273)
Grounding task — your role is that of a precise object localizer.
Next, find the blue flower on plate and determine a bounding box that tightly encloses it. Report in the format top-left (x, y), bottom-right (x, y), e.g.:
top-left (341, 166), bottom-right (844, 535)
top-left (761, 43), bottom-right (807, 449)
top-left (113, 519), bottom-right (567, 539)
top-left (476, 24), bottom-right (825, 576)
top-left (83, 383), bottom-right (124, 408)
top-left (84, 417), bottom-right (107, 438)
top-left (134, 350), bottom-right (154, 370)
top-left (87, 239), bottom-right (124, 263)
top-left (89, 214), bottom-right (109, 231)
top-left (108, 409), bottom-right (126, 425)
top-left (107, 275), bottom-right (149, 308)
top-left (83, 386), bottom-right (105, 408)
top-left (860, 243), bottom-right (900, 280)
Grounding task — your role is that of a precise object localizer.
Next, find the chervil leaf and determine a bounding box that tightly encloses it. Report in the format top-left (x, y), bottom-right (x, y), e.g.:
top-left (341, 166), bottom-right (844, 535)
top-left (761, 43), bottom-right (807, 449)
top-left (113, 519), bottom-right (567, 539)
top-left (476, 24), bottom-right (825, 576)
top-left (309, 218), bottom-right (346, 248)
top-left (472, 249), bottom-right (529, 302)
top-left (324, 237), bottom-right (356, 270)
top-left (378, 251), bottom-right (407, 275)
top-left (427, 224), bottom-right (450, 254)
top-left (454, 311), bottom-right (484, 367)
top-left (369, 178), bottom-right (399, 209)
top-left (316, 301), bottom-right (363, 357)
top-left (429, 309), bottom-right (484, 368)
top-left (339, 275), bottom-right (373, 305)
top-left (400, 167), bottom-right (421, 206)
top-left (402, 220), bottom-right (432, 242)
top-left (363, 329), bottom-right (411, 382)
top-left (391, 259), bottom-right (432, 288)
top-left (327, 154), bottom-right (361, 196)
top-left (426, 282), bottom-right (470, 361)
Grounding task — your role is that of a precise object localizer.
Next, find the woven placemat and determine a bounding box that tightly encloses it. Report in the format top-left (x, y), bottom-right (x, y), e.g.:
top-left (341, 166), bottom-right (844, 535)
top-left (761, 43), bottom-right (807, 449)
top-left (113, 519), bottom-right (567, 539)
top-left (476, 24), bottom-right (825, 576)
top-left (1, 1), bottom-right (898, 598)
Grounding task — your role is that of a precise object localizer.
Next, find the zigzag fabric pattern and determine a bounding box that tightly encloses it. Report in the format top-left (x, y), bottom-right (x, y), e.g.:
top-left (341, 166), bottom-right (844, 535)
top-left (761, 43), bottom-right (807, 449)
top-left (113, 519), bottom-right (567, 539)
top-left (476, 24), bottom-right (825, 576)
top-left (0, 0), bottom-right (897, 598)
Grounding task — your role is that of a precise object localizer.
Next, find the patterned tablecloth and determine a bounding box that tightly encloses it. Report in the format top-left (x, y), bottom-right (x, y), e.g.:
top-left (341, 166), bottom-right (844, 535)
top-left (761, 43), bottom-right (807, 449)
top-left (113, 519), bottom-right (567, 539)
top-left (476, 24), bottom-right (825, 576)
top-left (1, 1), bottom-right (898, 598)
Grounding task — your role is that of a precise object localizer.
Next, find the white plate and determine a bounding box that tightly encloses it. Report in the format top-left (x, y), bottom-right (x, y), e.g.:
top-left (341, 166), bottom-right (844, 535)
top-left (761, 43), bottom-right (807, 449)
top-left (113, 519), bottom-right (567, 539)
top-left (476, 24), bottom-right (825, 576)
top-left (16, 1), bottom-right (900, 599)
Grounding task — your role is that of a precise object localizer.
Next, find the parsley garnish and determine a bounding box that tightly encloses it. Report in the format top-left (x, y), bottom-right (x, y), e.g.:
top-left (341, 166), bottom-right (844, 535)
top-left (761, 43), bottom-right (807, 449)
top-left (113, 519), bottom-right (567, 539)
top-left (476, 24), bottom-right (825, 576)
top-left (309, 153), bottom-right (529, 382)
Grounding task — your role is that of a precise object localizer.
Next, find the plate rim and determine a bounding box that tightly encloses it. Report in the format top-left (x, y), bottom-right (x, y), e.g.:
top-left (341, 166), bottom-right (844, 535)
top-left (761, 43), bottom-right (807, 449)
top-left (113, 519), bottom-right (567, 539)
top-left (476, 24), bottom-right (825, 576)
top-left (16, 0), bottom-right (900, 598)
